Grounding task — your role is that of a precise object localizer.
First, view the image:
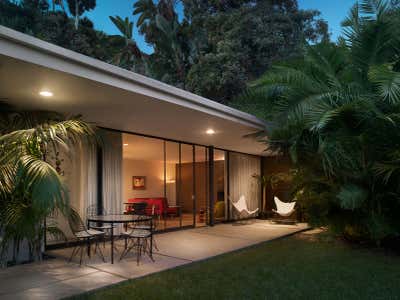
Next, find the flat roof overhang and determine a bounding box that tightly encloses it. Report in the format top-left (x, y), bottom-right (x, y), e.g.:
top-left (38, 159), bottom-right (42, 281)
top-left (0, 26), bottom-right (268, 155)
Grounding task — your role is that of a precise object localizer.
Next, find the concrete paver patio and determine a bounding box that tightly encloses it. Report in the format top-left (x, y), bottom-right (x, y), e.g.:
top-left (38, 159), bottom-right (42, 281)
top-left (0, 220), bottom-right (308, 300)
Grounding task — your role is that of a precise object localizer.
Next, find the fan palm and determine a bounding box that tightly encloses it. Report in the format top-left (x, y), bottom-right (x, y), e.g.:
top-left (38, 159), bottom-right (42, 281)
top-left (238, 0), bottom-right (400, 243)
top-left (0, 106), bottom-right (96, 262)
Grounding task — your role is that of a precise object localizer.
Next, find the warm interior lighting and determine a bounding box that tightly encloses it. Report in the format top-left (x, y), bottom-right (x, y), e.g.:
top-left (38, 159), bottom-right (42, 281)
top-left (39, 90), bottom-right (53, 97)
top-left (206, 129), bottom-right (215, 135)
top-left (123, 143), bottom-right (129, 146)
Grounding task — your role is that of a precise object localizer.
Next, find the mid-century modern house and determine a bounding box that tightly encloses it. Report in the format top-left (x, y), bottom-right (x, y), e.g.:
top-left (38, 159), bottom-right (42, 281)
top-left (0, 25), bottom-right (274, 247)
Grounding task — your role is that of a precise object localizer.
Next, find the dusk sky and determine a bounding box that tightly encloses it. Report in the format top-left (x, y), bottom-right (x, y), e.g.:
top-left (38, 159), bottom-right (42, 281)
top-left (85, 0), bottom-right (357, 54)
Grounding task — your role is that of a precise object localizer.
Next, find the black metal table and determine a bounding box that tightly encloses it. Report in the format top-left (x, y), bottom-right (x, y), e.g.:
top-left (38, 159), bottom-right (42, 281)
top-left (87, 214), bottom-right (153, 264)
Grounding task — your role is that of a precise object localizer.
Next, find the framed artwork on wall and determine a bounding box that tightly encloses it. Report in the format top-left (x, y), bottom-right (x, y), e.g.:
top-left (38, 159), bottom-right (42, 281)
top-left (132, 176), bottom-right (146, 190)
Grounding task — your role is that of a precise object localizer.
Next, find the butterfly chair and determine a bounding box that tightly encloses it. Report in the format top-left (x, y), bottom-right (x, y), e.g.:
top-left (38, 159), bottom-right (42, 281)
top-left (273, 196), bottom-right (296, 217)
top-left (230, 195), bottom-right (259, 221)
top-left (272, 196), bottom-right (297, 224)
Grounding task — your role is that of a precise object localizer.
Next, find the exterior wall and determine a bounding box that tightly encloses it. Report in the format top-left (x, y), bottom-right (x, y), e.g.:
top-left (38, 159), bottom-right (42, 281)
top-left (262, 155), bottom-right (293, 212)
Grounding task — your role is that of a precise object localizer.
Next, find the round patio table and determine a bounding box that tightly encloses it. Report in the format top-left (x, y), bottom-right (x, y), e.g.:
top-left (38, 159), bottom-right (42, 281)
top-left (87, 214), bottom-right (153, 264)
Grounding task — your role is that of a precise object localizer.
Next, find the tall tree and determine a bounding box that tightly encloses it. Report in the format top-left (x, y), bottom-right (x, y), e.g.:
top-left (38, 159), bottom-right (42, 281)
top-left (66, 0), bottom-right (96, 30)
top-left (133, 0), bottom-right (195, 88)
top-left (133, 0), bottom-right (328, 102)
top-left (51, 0), bottom-right (65, 12)
top-left (109, 16), bottom-right (146, 73)
top-left (236, 0), bottom-right (400, 244)
top-left (184, 0), bottom-right (329, 103)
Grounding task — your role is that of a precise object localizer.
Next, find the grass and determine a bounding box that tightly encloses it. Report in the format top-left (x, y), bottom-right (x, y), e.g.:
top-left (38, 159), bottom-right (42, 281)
top-left (69, 231), bottom-right (400, 300)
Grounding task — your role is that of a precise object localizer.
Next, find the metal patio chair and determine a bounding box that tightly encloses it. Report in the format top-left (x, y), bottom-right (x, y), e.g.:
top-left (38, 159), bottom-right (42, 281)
top-left (67, 210), bottom-right (106, 265)
top-left (120, 217), bottom-right (154, 265)
top-left (86, 204), bottom-right (116, 247)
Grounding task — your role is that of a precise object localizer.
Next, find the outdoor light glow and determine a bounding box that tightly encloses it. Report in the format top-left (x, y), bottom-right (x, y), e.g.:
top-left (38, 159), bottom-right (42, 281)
top-left (206, 129), bottom-right (215, 135)
top-left (39, 90), bottom-right (53, 97)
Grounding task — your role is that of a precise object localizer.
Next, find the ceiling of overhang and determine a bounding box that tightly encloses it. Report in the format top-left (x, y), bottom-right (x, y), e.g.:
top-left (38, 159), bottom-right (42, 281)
top-left (0, 54), bottom-right (268, 156)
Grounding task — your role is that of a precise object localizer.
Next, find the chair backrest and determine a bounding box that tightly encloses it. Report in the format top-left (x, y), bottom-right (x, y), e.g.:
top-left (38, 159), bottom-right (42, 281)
top-left (132, 202), bottom-right (147, 215)
top-left (87, 204), bottom-right (107, 216)
top-left (126, 198), bottom-right (167, 215)
top-left (67, 209), bottom-right (87, 234)
top-left (231, 195), bottom-right (248, 213)
top-left (274, 196), bottom-right (296, 215)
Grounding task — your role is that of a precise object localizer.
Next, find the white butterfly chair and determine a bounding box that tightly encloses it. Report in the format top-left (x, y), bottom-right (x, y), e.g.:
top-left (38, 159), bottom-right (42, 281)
top-left (273, 196), bottom-right (296, 217)
top-left (230, 195), bottom-right (259, 220)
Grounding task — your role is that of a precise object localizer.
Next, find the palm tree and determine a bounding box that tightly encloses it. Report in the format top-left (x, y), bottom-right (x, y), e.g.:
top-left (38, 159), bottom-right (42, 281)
top-left (239, 0), bottom-right (400, 243)
top-left (109, 16), bottom-right (144, 71)
top-left (51, 0), bottom-right (65, 12)
top-left (133, 0), bottom-right (192, 87)
top-left (66, 0), bottom-right (96, 30)
top-left (133, 0), bottom-right (157, 37)
top-left (0, 106), bottom-right (96, 262)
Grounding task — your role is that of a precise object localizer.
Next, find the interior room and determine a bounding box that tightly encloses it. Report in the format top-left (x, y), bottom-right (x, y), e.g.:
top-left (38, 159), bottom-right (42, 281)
top-left (122, 133), bottom-right (214, 230)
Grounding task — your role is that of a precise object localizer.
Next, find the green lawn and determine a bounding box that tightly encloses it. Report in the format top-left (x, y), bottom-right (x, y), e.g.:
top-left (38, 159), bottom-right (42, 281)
top-left (70, 232), bottom-right (400, 300)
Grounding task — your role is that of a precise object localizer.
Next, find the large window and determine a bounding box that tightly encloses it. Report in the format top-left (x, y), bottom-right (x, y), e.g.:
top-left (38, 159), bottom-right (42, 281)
top-left (214, 149), bottom-right (227, 222)
top-left (122, 133), bottom-right (209, 230)
top-left (164, 141), bottom-right (180, 229)
top-left (195, 146), bottom-right (208, 227)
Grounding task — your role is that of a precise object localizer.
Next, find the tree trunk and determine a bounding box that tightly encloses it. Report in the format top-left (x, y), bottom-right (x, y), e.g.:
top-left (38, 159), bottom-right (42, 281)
top-left (74, 0), bottom-right (79, 30)
top-left (262, 186), bottom-right (267, 213)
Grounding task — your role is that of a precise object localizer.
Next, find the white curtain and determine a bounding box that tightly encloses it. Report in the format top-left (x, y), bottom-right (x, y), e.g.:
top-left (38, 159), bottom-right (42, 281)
top-left (47, 140), bottom-right (98, 243)
top-left (101, 130), bottom-right (123, 215)
top-left (229, 153), bottom-right (261, 220)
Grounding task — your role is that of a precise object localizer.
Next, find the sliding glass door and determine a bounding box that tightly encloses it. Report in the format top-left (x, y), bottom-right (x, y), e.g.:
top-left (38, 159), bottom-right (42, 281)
top-left (121, 132), bottom-right (210, 231)
top-left (213, 149), bottom-right (228, 223)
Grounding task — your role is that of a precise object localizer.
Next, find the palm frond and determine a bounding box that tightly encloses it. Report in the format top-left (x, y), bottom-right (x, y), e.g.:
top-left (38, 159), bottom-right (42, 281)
top-left (336, 183), bottom-right (369, 210)
top-left (369, 64), bottom-right (400, 104)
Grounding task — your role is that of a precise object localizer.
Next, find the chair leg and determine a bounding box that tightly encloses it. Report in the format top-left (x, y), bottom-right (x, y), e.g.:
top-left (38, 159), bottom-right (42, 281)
top-left (119, 237), bottom-right (134, 261)
top-left (69, 245), bottom-right (79, 263)
top-left (95, 239), bottom-right (106, 263)
top-left (152, 237), bottom-right (159, 251)
top-left (136, 238), bottom-right (140, 266)
top-left (79, 245), bottom-right (84, 266)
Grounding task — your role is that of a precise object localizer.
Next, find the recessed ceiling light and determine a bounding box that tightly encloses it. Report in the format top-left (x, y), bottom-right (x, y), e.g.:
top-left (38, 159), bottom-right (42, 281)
top-left (206, 129), bottom-right (215, 135)
top-left (39, 90), bottom-right (53, 97)
top-left (123, 143), bottom-right (129, 146)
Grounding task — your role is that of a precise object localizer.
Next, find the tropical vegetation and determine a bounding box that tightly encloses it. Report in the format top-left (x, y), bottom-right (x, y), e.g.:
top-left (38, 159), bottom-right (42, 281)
top-left (0, 0), bottom-right (328, 103)
top-left (235, 0), bottom-right (400, 246)
top-left (0, 105), bottom-right (95, 263)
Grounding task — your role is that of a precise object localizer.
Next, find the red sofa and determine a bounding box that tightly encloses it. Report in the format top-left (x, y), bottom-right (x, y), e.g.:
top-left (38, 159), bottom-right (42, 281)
top-left (125, 197), bottom-right (179, 217)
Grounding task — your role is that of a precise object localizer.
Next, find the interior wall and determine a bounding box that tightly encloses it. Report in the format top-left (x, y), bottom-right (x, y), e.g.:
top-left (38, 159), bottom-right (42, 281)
top-left (123, 159), bottom-right (165, 200)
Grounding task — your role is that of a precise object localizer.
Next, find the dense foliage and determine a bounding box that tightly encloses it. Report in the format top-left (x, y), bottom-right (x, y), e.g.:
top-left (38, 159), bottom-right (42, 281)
top-left (0, 0), bottom-right (328, 103)
top-left (236, 0), bottom-right (400, 245)
top-left (0, 0), bottom-right (124, 62)
top-left (0, 106), bottom-right (95, 262)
